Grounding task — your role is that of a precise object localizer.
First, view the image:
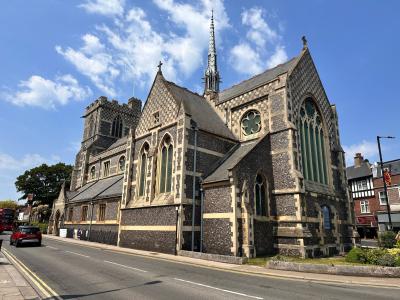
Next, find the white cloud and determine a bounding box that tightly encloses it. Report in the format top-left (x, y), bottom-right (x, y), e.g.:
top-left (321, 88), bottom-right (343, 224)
top-left (0, 153), bottom-right (56, 171)
top-left (343, 140), bottom-right (378, 166)
top-left (267, 45), bottom-right (288, 69)
top-left (0, 152), bottom-right (61, 200)
top-left (230, 43), bottom-right (263, 76)
top-left (57, 0), bottom-right (229, 95)
top-left (230, 6), bottom-right (287, 76)
top-left (2, 74), bottom-right (92, 109)
top-left (79, 0), bottom-right (125, 17)
top-left (242, 7), bottom-right (278, 48)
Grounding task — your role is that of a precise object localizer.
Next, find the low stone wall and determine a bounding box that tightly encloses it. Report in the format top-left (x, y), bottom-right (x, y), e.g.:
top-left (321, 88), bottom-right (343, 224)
top-left (267, 260), bottom-right (400, 278)
top-left (178, 250), bottom-right (247, 265)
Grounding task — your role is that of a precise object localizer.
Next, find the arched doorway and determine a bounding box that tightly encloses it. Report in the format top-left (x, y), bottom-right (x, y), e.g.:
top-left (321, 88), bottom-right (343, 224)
top-left (54, 210), bottom-right (61, 236)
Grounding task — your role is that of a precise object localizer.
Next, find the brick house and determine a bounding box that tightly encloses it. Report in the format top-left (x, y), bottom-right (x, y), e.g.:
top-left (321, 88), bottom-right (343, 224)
top-left (372, 159), bottom-right (400, 232)
top-left (346, 153), bottom-right (378, 238)
top-left (50, 16), bottom-right (356, 258)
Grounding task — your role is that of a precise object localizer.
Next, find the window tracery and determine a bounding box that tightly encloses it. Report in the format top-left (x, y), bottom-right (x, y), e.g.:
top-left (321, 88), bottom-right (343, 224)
top-left (241, 110), bottom-right (261, 136)
top-left (159, 136), bottom-right (173, 193)
top-left (298, 98), bottom-right (328, 184)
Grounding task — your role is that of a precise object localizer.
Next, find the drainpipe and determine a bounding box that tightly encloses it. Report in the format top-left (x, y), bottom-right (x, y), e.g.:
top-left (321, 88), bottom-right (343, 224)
top-left (200, 185), bottom-right (204, 252)
top-left (175, 206), bottom-right (179, 255)
top-left (88, 200), bottom-right (94, 241)
top-left (191, 124), bottom-right (198, 251)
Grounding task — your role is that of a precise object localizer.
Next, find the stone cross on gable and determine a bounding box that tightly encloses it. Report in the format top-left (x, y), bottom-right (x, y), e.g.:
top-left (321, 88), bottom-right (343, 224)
top-left (157, 61), bottom-right (163, 73)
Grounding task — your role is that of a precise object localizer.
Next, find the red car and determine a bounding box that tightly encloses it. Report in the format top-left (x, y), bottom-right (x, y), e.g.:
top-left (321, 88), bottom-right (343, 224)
top-left (10, 226), bottom-right (42, 247)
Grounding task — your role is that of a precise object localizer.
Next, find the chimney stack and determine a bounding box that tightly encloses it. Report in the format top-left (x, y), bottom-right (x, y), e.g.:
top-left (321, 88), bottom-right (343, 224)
top-left (354, 153), bottom-right (363, 168)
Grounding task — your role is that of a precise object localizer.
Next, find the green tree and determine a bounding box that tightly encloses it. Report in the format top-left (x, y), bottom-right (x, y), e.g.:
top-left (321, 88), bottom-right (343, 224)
top-left (0, 199), bottom-right (18, 209)
top-left (15, 163), bottom-right (73, 206)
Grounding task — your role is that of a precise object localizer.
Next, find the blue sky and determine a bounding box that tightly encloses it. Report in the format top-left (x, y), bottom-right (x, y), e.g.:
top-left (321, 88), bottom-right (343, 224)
top-left (1, 0), bottom-right (399, 200)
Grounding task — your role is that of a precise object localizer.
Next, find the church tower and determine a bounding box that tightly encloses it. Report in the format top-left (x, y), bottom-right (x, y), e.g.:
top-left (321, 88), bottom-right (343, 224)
top-left (204, 11), bottom-right (220, 94)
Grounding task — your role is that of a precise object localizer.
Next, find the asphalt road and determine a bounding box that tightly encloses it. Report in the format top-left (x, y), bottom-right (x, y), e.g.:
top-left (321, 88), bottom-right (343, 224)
top-left (1, 233), bottom-right (399, 300)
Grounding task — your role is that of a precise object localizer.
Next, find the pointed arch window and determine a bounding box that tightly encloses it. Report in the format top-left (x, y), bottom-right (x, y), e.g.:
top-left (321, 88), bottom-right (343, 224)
top-left (255, 174), bottom-right (267, 216)
top-left (138, 143), bottom-right (149, 197)
top-left (159, 136), bottom-right (173, 193)
top-left (241, 110), bottom-right (261, 137)
top-left (322, 205), bottom-right (331, 230)
top-left (111, 115), bottom-right (123, 138)
top-left (298, 98), bottom-right (328, 184)
top-left (118, 156), bottom-right (126, 172)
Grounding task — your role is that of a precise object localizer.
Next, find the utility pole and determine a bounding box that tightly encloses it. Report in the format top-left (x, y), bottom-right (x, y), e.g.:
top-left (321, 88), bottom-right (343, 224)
top-left (377, 136), bottom-right (395, 230)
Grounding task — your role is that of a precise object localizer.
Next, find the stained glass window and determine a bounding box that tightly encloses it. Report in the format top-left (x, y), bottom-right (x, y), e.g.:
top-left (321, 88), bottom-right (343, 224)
top-left (241, 110), bottom-right (261, 136)
top-left (138, 143), bottom-right (149, 197)
top-left (322, 206), bottom-right (331, 230)
top-left (159, 136), bottom-right (173, 193)
top-left (298, 99), bottom-right (328, 184)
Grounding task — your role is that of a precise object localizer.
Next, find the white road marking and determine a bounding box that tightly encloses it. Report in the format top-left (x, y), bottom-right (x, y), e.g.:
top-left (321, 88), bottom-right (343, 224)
top-left (174, 278), bottom-right (264, 300)
top-left (64, 250), bottom-right (90, 258)
top-left (103, 260), bottom-right (148, 273)
top-left (46, 246), bottom-right (59, 250)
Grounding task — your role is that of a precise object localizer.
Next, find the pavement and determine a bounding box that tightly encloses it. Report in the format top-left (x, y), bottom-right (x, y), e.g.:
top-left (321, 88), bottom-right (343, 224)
top-left (0, 243), bottom-right (40, 299)
top-left (1, 233), bottom-right (400, 300)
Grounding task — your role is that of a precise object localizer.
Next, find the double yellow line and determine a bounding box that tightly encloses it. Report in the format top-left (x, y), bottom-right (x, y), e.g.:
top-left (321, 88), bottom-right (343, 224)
top-left (2, 248), bottom-right (61, 299)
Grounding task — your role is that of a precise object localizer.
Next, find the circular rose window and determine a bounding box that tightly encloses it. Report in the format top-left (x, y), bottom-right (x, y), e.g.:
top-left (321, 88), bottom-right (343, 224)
top-left (241, 110), bottom-right (261, 136)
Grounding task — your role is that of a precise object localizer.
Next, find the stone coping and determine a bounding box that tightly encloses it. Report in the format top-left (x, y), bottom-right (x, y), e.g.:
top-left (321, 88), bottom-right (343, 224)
top-left (178, 250), bottom-right (248, 265)
top-left (267, 260), bottom-right (400, 278)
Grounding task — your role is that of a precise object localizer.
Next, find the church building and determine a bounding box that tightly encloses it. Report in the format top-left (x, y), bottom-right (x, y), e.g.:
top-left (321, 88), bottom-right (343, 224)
top-left (50, 15), bottom-right (356, 258)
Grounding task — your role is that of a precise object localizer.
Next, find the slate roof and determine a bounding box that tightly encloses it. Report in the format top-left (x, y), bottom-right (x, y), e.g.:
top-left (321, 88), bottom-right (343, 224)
top-left (218, 57), bottom-right (299, 103)
top-left (107, 135), bottom-right (128, 150)
top-left (376, 159), bottom-right (400, 177)
top-left (346, 162), bottom-right (372, 180)
top-left (204, 140), bottom-right (258, 183)
top-left (164, 79), bottom-right (236, 140)
top-left (68, 175), bottom-right (123, 202)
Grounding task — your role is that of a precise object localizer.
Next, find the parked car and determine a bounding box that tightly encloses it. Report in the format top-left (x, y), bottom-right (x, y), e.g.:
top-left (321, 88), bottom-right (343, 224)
top-left (10, 226), bottom-right (42, 247)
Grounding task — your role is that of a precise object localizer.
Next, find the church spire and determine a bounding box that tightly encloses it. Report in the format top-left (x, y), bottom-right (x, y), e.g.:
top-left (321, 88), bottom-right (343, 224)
top-left (204, 10), bottom-right (220, 94)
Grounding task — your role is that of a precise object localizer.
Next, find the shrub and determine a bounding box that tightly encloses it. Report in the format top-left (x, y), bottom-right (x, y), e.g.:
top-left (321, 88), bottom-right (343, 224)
top-left (30, 222), bottom-right (48, 234)
top-left (345, 247), bottom-right (366, 263)
top-left (378, 231), bottom-right (397, 248)
top-left (396, 240), bottom-right (400, 249)
top-left (365, 248), bottom-right (387, 265)
top-left (376, 253), bottom-right (397, 267)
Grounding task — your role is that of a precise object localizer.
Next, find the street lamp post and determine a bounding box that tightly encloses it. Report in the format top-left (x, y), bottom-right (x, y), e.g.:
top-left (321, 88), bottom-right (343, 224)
top-left (377, 136), bottom-right (395, 230)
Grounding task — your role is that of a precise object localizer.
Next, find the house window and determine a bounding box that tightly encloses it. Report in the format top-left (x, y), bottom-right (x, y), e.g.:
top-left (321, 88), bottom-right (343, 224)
top-left (159, 136), bottom-right (173, 193)
top-left (153, 112), bottom-right (160, 124)
top-left (90, 166), bottom-right (96, 180)
top-left (322, 206), bottom-right (331, 230)
top-left (241, 110), bottom-right (261, 136)
top-left (98, 204), bottom-right (106, 221)
top-left (138, 143), bottom-right (149, 197)
top-left (103, 161), bottom-right (110, 177)
top-left (68, 207), bottom-right (73, 222)
top-left (357, 180), bottom-right (368, 190)
top-left (298, 98), bottom-right (328, 184)
top-left (360, 200), bottom-right (370, 213)
top-left (255, 174), bottom-right (267, 216)
top-left (119, 156), bottom-right (126, 172)
top-left (379, 191), bottom-right (388, 205)
top-left (111, 115), bottom-right (123, 138)
top-left (81, 206), bottom-right (88, 221)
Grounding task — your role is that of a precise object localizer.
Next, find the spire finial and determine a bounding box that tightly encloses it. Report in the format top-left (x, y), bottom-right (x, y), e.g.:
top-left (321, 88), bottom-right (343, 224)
top-left (302, 35), bottom-right (308, 49)
top-left (204, 10), bottom-right (220, 94)
top-left (157, 61), bottom-right (163, 73)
